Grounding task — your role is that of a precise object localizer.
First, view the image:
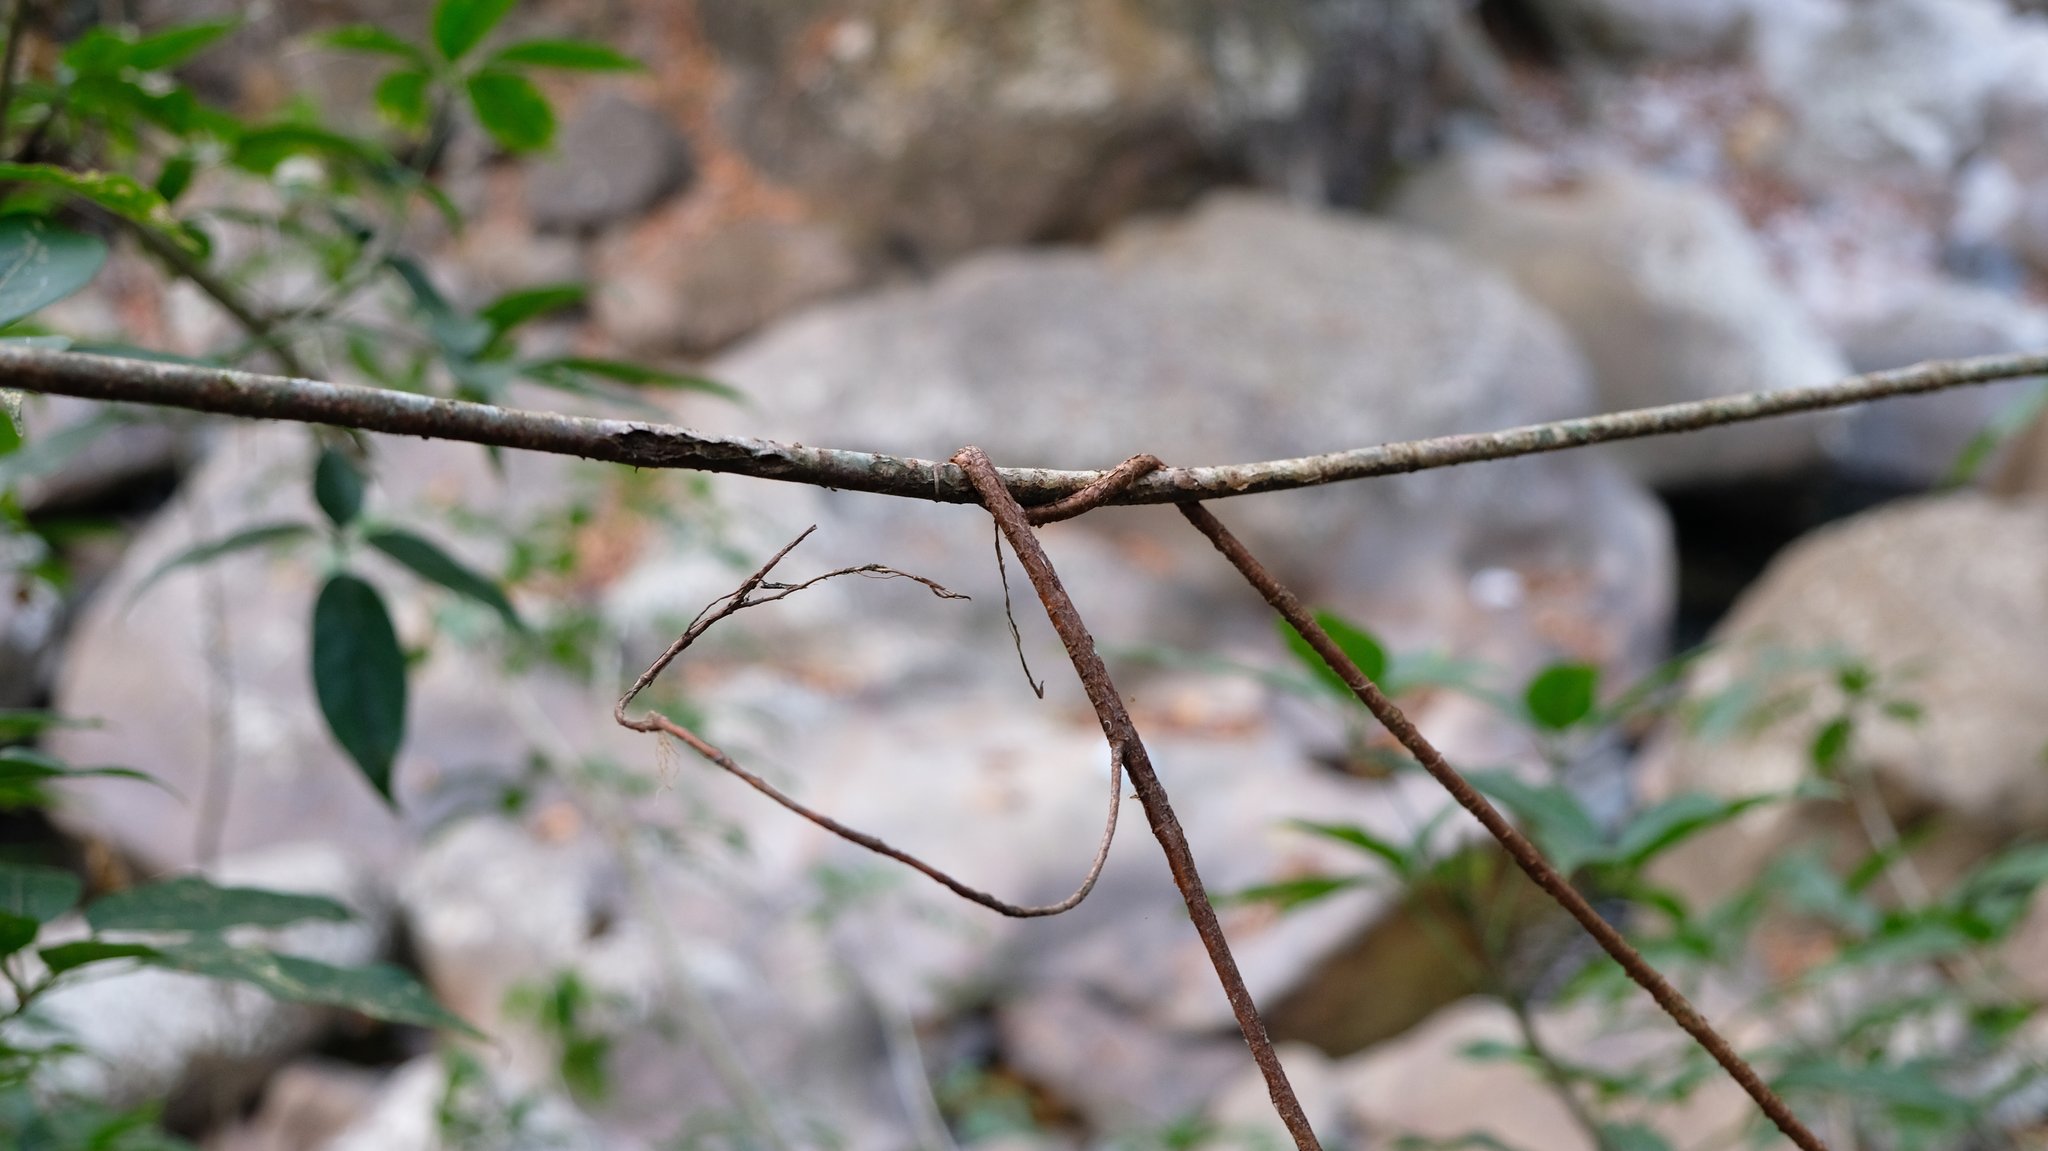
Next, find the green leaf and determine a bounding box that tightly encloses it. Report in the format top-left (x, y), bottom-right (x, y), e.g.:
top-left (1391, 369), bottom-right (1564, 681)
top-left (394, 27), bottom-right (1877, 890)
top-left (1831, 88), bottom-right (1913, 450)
top-left (140, 937), bottom-right (476, 1033)
top-left (1276, 610), bottom-right (1386, 698)
top-left (487, 39), bottom-right (643, 71)
top-left (124, 19), bottom-right (239, 71)
top-left (128, 520), bottom-right (317, 605)
top-left (312, 574), bottom-right (408, 803)
top-left (1809, 716), bottom-right (1853, 774)
top-left (318, 24), bottom-right (431, 66)
top-left (0, 215), bottom-right (107, 328)
top-left (154, 154), bottom-right (197, 204)
top-left (1287, 819), bottom-right (1410, 877)
top-left (524, 356), bottom-right (740, 400)
top-left (374, 69), bottom-right (433, 131)
top-left (313, 448), bottom-right (365, 527)
top-left (1609, 792), bottom-right (1774, 871)
top-left (0, 912), bottom-right (38, 957)
top-left (0, 861), bottom-right (81, 924)
top-left (0, 747), bottom-right (162, 809)
top-left (434, 0), bottom-right (519, 62)
top-left (230, 124), bottom-right (395, 177)
top-left (40, 939), bottom-right (158, 974)
top-left (1596, 1124), bottom-right (1672, 1151)
top-left (365, 528), bottom-right (520, 629)
top-left (480, 283), bottom-right (585, 334)
top-left (1220, 874), bottom-right (1363, 911)
top-left (1467, 770), bottom-right (1605, 875)
top-left (86, 876), bottom-right (350, 934)
top-left (1524, 662), bottom-right (1599, 731)
top-left (466, 70), bottom-right (554, 152)
top-left (0, 164), bottom-right (191, 251)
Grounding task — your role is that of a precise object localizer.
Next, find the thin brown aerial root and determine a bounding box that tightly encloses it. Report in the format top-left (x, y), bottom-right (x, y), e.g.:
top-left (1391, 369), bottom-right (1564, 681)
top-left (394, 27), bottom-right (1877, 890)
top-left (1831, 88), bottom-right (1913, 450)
top-left (1175, 498), bottom-right (1829, 1151)
top-left (952, 446), bottom-right (1325, 1151)
top-left (614, 525), bottom-right (1124, 919)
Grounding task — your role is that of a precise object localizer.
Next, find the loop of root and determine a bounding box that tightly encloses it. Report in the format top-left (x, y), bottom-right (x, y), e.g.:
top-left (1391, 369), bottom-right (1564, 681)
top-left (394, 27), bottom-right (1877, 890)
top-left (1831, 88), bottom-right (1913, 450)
top-left (614, 525), bottom-right (1124, 919)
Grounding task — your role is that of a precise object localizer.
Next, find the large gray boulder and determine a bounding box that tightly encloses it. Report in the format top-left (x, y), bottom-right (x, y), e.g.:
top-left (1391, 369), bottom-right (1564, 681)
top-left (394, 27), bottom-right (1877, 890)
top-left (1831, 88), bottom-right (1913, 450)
top-left (1389, 142), bottom-right (1849, 486)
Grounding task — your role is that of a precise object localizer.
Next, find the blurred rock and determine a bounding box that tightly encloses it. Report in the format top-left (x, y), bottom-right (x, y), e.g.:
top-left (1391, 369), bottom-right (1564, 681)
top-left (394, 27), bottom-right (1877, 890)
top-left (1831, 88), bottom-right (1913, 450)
top-left (31, 843), bottom-right (388, 1130)
top-left (45, 423), bottom-right (646, 876)
top-left (1826, 280), bottom-right (2048, 486)
top-left (698, 0), bottom-right (1455, 264)
top-left (1390, 141), bottom-right (1849, 486)
top-left (322, 1055), bottom-right (634, 1151)
top-left (205, 1060), bottom-right (385, 1151)
top-left (1638, 492), bottom-right (2048, 906)
top-left (1336, 996), bottom-right (1783, 1150)
top-left (593, 214), bottom-right (862, 354)
top-left (1546, 0), bottom-right (1756, 61)
top-left (1752, 0), bottom-right (2015, 185)
top-left (997, 984), bottom-right (1248, 1133)
top-left (683, 193), bottom-right (1675, 680)
top-left (527, 94), bottom-right (695, 234)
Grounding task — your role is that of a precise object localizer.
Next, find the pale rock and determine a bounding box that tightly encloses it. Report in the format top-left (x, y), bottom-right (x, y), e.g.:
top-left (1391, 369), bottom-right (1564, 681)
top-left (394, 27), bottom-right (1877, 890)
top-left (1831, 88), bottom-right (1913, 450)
top-left (1827, 280), bottom-right (2048, 486)
top-left (323, 1055), bottom-right (637, 1151)
top-left (205, 1060), bottom-right (385, 1151)
top-left (1337, 996), bottom-right (1787, 1150)
top-left (1390, 141), bottom-right (1849, 485)
top-left (1751, 0), bottom-right (2016, 183)
top-left (1209, 1042), bottom-right (1345, 1147)
top-left (1638, 493), bottom-right (2048, 907)
top-left (593, 214), bottom-right (862, 354)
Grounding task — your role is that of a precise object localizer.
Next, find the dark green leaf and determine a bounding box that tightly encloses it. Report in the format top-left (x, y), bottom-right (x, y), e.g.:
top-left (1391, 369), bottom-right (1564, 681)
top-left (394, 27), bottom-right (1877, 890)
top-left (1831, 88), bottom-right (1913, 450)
top-left (374, 69), bottom-right (433, 130)
top-left (39, 939), bottom-right (158, 974)
top-left (1524, 662), bottom-right (1599, 731)
top-left (1276, 610), bottom-right (1386, 698)
top-left (1772, 1060), bottom-right (1974, 1117)
top-left (433, 0), bottom-right (519, 61)
top-left (487, 39), bottom-right (643, 71)
top-left (1597, 1124), bottom-right (1672, 1151)
top-left (1468, 770), bottom-right (1605, 875)
top-left (365, 528), bottom-right (520, 629)
top-left (1220, 874), bottom-right (1362, 911)
top-left (0, 861), bottom-right (80, 924)
top-left (466, 70), bottom-right (554, 152)
top-left (1881, 699), bottom-right (1923, 724)
top-left (0, 747), bottom-right (163, 810)
top-left (0, 215), bottom-right (107, 328)
top-left (312, 574), bottom-right (408, 802)
top-left (125, 19), bottom-right (238, 71)
top-left (318, 25), bottom-right (431, 66)
top-left (154, 154), bottom-right (196, 204)
top-left (386, 255), bottom-right (491, 357)
top-left (0, 912), bottom-right (37, 957)
top-left (0, 164), bottom-right (191, 251)
top-left (230, 124), bottom-right (395, 177)
top-left (127, 520), bottom-right (317, 605)
top-left (313, 448), bottom-right (365, 527)
top-left (1955, 842), bottom-right (2048, 936)
top-left (1610, 792), bottom-right (1774, 871)
top-left (523, 356), bottom-right (740, 402)
top-left (86, 876), bottom-right (350, 934)
top-left (480, 284), bottom-right (584, 334)
top-left (1287, 819), bottom-right (1410, 876)
top-left (1809, 716), bottom-right (1853, 773)
top-left (140, 937), bottom-right (476, 1033)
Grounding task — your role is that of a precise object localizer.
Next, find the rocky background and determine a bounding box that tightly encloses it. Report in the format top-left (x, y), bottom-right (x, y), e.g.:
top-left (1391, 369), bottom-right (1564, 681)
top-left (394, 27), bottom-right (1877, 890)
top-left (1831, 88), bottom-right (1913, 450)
top-left (14, 0), bottom-right (2048, 1148)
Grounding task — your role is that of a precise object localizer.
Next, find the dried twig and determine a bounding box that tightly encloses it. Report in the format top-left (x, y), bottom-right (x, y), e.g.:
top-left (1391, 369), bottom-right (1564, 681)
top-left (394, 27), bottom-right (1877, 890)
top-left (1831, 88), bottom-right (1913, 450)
top-left (614, 526), bottom-right (1125, 919)
top-left (1176, 499), bottom-right (1828, 1151)
top-left (3, 345), bottom-right (2041, 507)
top-left (952, 446), bottom-right (1324, 1151)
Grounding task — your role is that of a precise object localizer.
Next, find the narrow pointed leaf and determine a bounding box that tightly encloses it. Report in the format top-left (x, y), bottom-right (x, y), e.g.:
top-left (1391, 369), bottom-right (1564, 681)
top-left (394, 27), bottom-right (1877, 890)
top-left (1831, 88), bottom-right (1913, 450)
top-left (0, 164), bottom-right (191, 251)
top-left (479, 283), bottom-right (584, 334)
top-left (128, 521), bottom-right (316, 605)
top-left (1287, 819), bottom-right (1411, 876)
top-left (86, 876), bottom-right (350, 933)
top-left (311, 574), bottom-right (407, 802)
top-left (40, 940), bottom-right (158, 974)
top-left (125, 19), bottom-right (238, 71)
top-left (487, 39), bottom-right (643, 71)
top-left (365, 528), bottom-right (520, 629)
top-left (319, 24), bottom-right (430, 66)
top-left (140, 937), bottom-right (476, 1033)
